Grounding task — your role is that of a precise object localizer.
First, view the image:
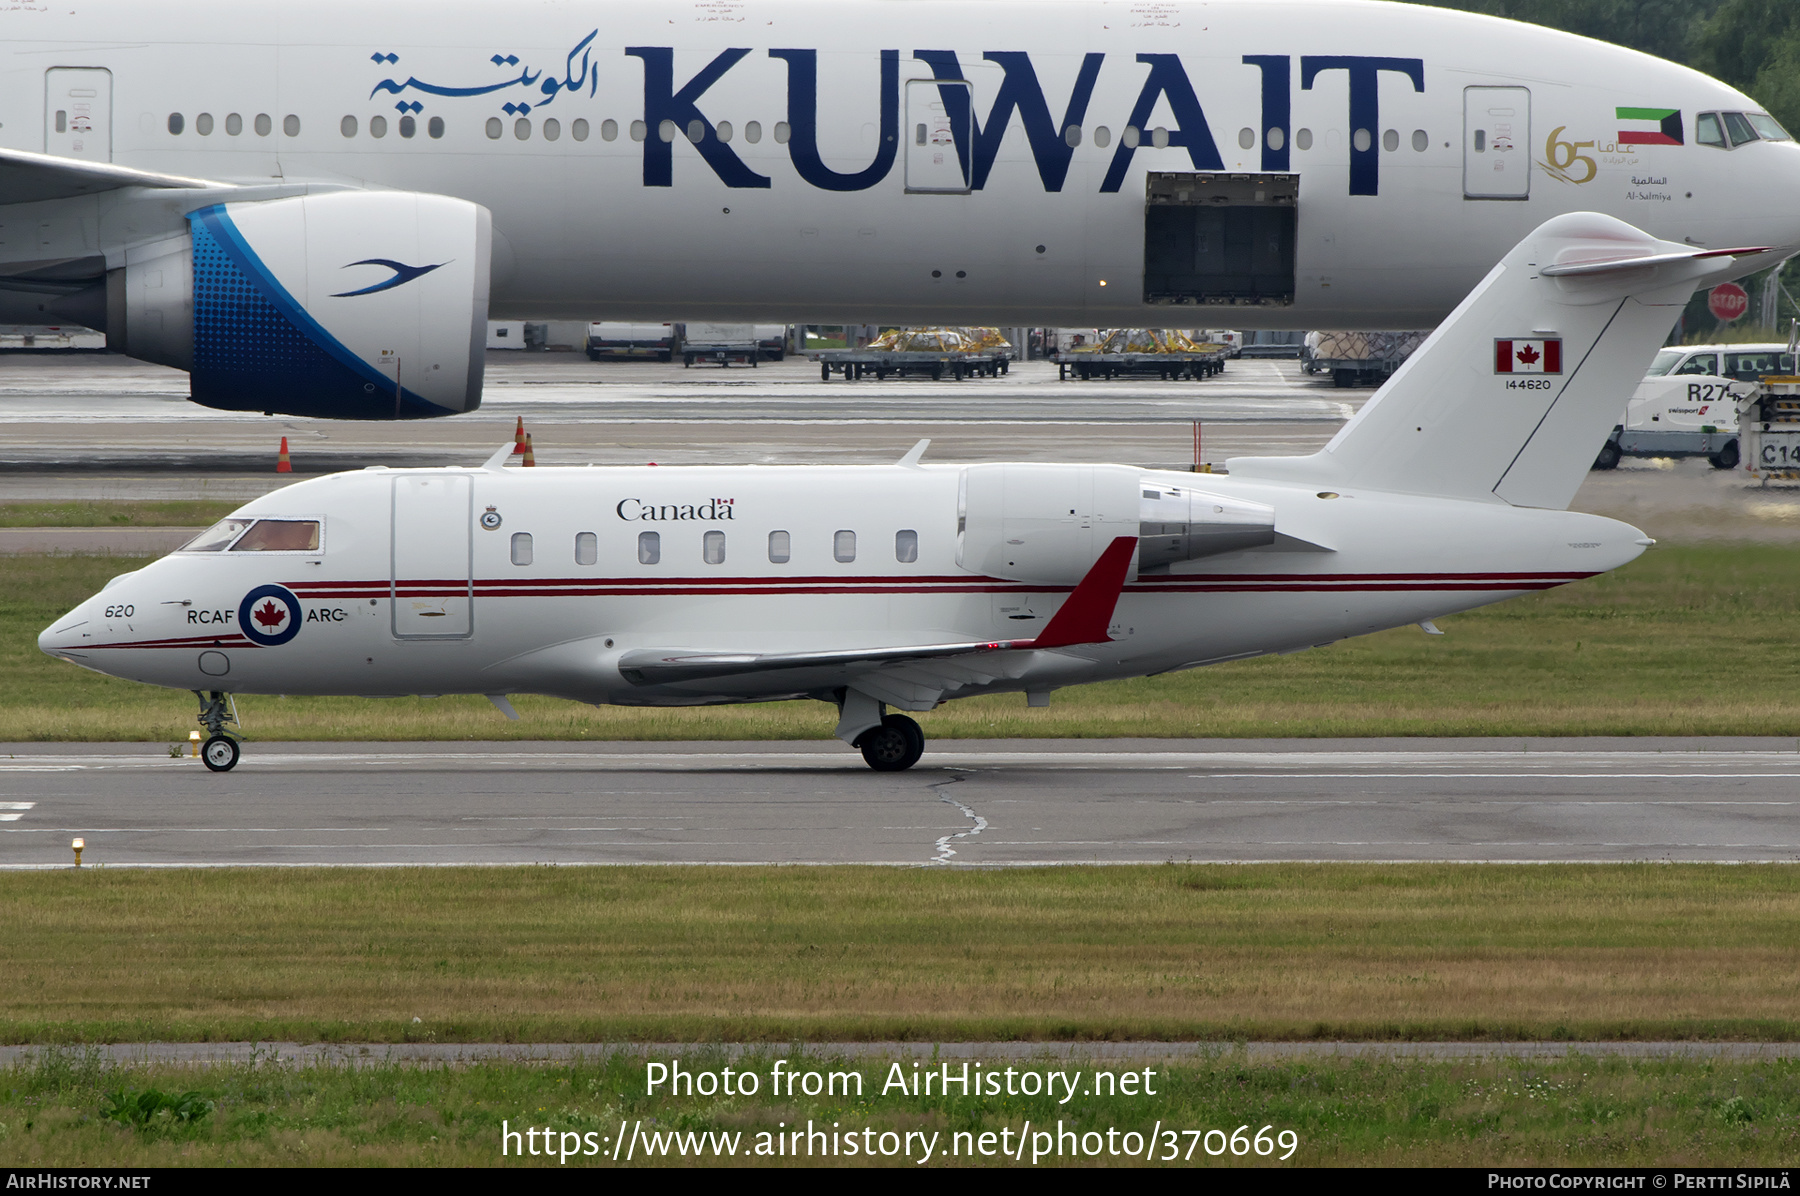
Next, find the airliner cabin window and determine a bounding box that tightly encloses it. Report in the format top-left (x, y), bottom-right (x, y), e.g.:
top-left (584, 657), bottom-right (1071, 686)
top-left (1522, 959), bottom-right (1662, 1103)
top-left (703, 530), bottom-right (726, 564)
top-left (895, 529), bottom-right (919, 563)
top-left (575, 532), bottom-right (597, 566)
top-left (768, 530), bottom-right (791, 563)
top-left (229, 520), bottom-right (321, 552)
top-left (637, 531), bottom-right (660, 565)
top-left (834, 530), bottom-right (856, 563)
top-left (510, 532), bottom-right (533, 566)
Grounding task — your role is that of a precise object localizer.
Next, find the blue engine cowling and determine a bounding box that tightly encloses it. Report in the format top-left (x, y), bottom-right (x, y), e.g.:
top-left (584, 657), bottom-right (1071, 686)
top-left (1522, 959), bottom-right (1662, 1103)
top-left (107, 190), bottom-right (491, 420)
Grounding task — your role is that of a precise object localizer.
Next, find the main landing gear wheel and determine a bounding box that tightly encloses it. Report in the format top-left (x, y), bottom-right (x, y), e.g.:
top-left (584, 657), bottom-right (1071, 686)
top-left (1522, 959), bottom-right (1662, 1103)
top-left (201, 735), bottom-right (239, 772)
top-left (857, 714), bottom-right (925, 772)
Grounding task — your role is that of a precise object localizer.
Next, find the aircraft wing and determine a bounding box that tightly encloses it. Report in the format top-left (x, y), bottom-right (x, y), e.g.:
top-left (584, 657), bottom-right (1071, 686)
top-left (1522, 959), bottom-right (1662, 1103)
top-left (616, 536), bottom-right (1139, 689)
top-left (0, 146), bottom-right (219, 205)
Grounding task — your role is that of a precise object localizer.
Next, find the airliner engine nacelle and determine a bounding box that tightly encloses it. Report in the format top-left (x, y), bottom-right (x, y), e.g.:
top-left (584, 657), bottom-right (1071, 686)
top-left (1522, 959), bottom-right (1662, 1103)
top-left (106, 191), bottom-right (491, 420)
top-left (957, 463), bottom-right (1276, 584)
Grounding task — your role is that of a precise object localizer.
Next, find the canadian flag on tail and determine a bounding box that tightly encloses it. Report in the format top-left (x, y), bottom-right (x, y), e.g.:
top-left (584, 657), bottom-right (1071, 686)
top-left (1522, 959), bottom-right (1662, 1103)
top-left (1494, 338), bottom-right (1562, 374)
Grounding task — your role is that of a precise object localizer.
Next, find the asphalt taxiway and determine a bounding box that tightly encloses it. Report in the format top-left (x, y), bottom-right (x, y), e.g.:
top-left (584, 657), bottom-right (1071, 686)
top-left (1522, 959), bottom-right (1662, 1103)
top-left (3, 738), bottom-right (1797, 868)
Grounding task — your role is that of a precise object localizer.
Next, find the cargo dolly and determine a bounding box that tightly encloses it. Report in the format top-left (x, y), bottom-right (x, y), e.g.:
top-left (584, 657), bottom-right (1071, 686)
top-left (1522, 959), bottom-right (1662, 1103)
top-left (1052, 348), bottom-right (1226, 381)
top-left (813, 350), bottom-right (1011, 381)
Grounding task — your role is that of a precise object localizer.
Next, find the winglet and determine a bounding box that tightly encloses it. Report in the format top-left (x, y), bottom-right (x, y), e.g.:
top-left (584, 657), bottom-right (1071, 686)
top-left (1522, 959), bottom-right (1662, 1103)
top-left (1023, 536), bottom-right (1137, 649)
top-left (481, 441), bottom-right (515, 471)
top-left (897, 438), bottom-right (930, 467)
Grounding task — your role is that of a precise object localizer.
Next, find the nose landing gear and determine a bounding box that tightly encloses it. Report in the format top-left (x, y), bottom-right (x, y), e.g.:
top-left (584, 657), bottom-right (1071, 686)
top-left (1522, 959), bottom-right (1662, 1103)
top-left (193, 690), bottom-right (242, 773)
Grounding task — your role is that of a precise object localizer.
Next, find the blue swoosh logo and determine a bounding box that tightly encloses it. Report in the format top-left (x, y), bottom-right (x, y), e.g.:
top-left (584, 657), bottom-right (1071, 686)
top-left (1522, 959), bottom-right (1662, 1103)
top-left (331, 258), bottom-right (447, 298)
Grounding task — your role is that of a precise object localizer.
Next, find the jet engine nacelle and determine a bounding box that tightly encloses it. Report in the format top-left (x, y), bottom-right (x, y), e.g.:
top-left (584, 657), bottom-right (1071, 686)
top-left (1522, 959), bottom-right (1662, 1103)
top-left (957, 463), bottom-right (1276, 585)
top-left (106, 190), bottom-right (491, 419)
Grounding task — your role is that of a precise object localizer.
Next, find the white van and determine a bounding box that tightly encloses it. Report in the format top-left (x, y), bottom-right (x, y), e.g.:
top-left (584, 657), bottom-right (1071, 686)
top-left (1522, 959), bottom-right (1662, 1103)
top-left (1595, 343), bottom-right (1795, 470)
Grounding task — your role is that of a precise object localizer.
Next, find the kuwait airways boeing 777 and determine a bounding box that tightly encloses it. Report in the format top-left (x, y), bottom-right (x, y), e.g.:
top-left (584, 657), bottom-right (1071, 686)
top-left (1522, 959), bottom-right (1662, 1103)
top-left (40, 213), bottom-right (1756, 770)
top-left (0, 0), bottom-right (1796, 417)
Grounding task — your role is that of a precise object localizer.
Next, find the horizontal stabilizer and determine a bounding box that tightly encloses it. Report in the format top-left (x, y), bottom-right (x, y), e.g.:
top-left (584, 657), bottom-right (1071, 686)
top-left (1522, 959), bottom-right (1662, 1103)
top-left (1229, 213), bottom-right (1772, 510)
top-left (0, 146), bottom-right (219, 206)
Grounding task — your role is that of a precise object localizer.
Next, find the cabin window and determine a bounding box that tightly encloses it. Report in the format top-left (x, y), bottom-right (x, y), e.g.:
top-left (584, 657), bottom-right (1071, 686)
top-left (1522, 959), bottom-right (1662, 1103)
top-left (515, 118), bottom-right (531, 140)
top-left (703, 530), bottom-right (726, 564)
top-left (687, 119), bottom-right (704, 143)
top-left (1093, 125), bottom-right (1111, 148)
top-left (716, 120), bottom-right (733, 142)
top-left (179, 518), bottom-right (253, 553)
top-left (745, 120), bottom-right (762, 143)
top-left (575, 532), bottom-right (597, 566)
top-left (768, 530), bottom-right (791, 563)
top-left (1352, 127), bottom-right (1371, 152)
top-left (834, 530), bottom-right (856, 563)
top-left (196, 113), bottom-right (214, 136)
top-left (226, 113), bottom-right (243, 136)
top-left (1267, 127), bottom-right (1285, 151)
top-left (1122, 125), bottom-right (1140, 148)
top-left (895, 529), bottom-right (918, 563)
top-left (1382, 128), bottom-right (1398, 151)
top-left (598, 119), bottom-right (615, 141)
top-left (637, 531), bottom-right (660, 565)
top-left (1295, 127), bottom-right (1312, 150)
top-left (1411, 128), bottom-right (1428, 151)
top-left (370, 115), bottom-right (388, 138)
top-left (229, 519), bottom-right (322, 553)
top-left (543, 118), bottom-right (561, 141)
top-left (340, 115), bottom-right (357, 138)
top-left (428, 116), bottom-right (445, 139)
top-left (399, 115), bottom-right (415, 138)
top-left (1238, 127), bottom-right (1254, 149)
top-left (510, 532), bottom-right (533, 566)
top-left (167, 113), bottom-right (184, 135)
top-left (1725, 111), bottom-right (1759, 147)
top-left (774, 121), bottom-right (791, 144)
top-left (573, 118), bottom-right (590, 141)
top-left (255, 113), bottom-right (272, 136)
top-left (486, 117), bottom-right (503, 140)
top-left (659, 119), bottom-right (677, 143)
top-left (631, 119), bottom-right (647, 141)
top-left (283, 114), bottom-right (301, 136)
top-left (1064, 124), bottom-right (1081, 147)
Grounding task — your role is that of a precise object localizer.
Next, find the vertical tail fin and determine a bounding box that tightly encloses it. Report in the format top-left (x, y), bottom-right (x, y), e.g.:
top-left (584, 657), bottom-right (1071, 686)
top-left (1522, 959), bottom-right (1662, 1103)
top-left (1230, 213), bottom-right (1771, 509)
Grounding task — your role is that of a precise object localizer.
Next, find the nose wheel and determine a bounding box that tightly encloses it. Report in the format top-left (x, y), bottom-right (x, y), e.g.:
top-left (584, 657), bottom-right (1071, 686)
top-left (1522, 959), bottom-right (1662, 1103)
top-left (856, 714), bottom-right (925, 771)
top-left (201, 735), bottom-right (240, 772)
top-left (193, 690), bottom-right (243, 773)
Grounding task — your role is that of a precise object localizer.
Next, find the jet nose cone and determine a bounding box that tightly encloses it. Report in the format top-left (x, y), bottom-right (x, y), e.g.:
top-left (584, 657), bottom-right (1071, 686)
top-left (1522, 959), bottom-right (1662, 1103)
top-left (39, 607), bottom-right (89, 656)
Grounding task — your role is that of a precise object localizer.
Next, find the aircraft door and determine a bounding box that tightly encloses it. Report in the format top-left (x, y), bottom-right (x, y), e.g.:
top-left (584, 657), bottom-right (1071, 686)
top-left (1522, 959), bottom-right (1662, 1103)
top-left (1464, 86), bottom-right (1530, 199)
top-left (44, 68), bottom-right (111, 162)
top-left (391, 474), bottom-right (473, 639)
top-left (905, 78), bottom-right (971, 193)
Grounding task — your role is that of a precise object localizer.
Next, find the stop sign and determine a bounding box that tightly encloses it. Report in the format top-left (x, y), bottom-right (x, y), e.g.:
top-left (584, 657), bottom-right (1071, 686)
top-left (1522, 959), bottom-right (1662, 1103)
top-left (1709, 282), bottom-right (1750, 322)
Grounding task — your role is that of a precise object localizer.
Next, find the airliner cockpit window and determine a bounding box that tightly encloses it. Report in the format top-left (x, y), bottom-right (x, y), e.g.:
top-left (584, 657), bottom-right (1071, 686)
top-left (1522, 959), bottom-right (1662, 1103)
top-left (1645, 349), bottom-right (1683, 376)
top-left (1724, 111), bottom-right (1760, 147)
top-left (1696, 112), bottom-right (1726, 148)
top-left (178, 518), bottom-right (253, 552)
top-left (228, 520), bottom-right (322, 552)
top-left (1749, 113), bottom-right (1791, 141)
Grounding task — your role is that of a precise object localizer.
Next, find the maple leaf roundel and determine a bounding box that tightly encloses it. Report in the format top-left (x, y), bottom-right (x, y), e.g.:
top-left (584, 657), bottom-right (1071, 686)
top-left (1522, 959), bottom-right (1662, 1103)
top-left (238, 584), bottom-right (303, 647)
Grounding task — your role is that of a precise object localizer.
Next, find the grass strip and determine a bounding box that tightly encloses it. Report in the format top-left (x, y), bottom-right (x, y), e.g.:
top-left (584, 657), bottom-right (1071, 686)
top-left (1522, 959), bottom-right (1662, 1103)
top-left (5, 865), bottom-right (1799, 1044)
top-left (2, 1047), bottom-right (1797, 1166)
top-left (0, 500), bottom-right (238, 529)
top-left (9, 544), bottom-right (1800, 739)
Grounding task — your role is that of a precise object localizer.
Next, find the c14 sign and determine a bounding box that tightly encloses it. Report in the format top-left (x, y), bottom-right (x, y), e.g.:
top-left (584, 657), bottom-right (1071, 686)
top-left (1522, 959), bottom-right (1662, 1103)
top-left (1709, 282), bottom-right (1750, 322)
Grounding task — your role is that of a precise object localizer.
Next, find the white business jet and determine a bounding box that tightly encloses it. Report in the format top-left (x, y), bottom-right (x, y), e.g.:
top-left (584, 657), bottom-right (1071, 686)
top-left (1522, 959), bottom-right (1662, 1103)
top-left (40, 212), bottom-right (1757, 771)
top-left (1, 1), bottom-right (1797, 417)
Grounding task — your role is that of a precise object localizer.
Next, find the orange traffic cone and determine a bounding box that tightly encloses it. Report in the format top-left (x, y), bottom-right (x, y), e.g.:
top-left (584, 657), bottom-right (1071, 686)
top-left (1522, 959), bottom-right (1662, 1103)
top-left (276, 436), bottom-right (292, 473)
top-left (512, 416), bottom-right (526, 455)
top-left (522, 433), bottom-right (536, 467)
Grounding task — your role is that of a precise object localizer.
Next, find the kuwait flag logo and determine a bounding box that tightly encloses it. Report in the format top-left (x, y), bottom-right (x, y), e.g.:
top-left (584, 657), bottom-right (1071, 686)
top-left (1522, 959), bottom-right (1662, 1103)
top-left (1617, 107), bottom-right (1683, 145)
top-left (1495, 338), bottom-right (1562, 374)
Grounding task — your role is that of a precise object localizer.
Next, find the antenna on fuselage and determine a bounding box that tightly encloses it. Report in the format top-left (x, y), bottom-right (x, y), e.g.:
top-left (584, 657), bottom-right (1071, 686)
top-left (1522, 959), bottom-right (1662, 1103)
top-left (481, 441), bottom-right (516, 471)
top-left (896, 439), bottom-right (930, 467)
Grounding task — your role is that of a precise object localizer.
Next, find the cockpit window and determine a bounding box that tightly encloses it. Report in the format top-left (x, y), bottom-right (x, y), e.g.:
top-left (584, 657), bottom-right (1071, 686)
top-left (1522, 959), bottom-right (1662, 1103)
top-left (178, 518), bottom-right (253, 552)
top-left (1646, 349), bottom-right (1683, 376)
top-left (228, 519), bottom-right (321, 552)
top-left (1724, 111), bottom-right (1760, 147)
top-left (1696, 112), bottom-right (1726, 147)
top-left (1749, 112), bottom-right (1791, 141)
